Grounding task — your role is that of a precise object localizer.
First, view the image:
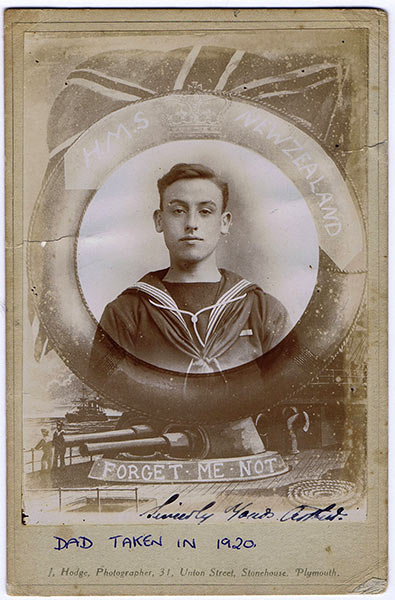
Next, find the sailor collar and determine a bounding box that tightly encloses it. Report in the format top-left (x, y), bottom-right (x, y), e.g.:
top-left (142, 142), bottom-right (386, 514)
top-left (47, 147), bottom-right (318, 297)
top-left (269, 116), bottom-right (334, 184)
top-left (128, 269), bottom-right (256, 348)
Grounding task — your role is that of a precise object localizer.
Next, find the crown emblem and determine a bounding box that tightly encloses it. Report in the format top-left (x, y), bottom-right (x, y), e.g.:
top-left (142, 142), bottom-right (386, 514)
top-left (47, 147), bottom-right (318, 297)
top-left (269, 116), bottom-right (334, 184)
top-left (161, 94), bottom-right (230, 138)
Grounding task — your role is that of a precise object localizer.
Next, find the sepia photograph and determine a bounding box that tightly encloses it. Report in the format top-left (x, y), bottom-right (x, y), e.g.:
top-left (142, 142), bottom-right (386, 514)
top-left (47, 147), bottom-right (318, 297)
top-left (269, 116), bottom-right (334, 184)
top-left (5, 6), bottom-right (387, 596)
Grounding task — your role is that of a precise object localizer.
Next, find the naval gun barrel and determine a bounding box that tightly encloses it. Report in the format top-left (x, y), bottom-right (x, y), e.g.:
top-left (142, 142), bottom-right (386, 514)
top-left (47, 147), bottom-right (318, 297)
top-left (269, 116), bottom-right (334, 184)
top-left (80, 430), bottom-right (204, 459)
top-left (63, 425), bottom-right (155, 448)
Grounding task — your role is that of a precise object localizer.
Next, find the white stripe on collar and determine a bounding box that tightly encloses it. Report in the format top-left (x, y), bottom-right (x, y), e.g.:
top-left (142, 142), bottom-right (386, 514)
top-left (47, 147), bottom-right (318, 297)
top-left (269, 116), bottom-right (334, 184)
top-left (205, 279), bottom-right (252, 342)
top-left (129, 278), bottom-right (252, 347)
top-left (131, 282), bottom-right (190, 333)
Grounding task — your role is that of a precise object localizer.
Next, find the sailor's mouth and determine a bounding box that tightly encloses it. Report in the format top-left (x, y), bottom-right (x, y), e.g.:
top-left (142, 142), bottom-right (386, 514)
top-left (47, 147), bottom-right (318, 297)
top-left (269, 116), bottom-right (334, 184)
top-left (179, 237), bottom-right (204, 242)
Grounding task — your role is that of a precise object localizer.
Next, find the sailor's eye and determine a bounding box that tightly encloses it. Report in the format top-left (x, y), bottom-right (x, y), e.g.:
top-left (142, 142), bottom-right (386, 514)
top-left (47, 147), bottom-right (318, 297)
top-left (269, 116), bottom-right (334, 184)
top-left (172, 208), bottom-right (185, 214)
top-left (200, 208), bottom-right (213, 215)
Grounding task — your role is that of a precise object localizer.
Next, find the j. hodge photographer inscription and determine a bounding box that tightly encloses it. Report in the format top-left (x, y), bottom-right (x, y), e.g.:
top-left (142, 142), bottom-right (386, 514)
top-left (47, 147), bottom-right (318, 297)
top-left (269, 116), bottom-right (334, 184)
top-left (6, 7), bottom-right (387, 596)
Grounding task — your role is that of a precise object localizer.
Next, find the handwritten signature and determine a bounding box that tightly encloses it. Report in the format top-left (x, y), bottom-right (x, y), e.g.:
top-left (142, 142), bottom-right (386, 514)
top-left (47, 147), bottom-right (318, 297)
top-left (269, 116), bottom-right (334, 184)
top-left (139, 495), bottom-right (348, 524)
top-left (279, 503), bottom-right (348, 522)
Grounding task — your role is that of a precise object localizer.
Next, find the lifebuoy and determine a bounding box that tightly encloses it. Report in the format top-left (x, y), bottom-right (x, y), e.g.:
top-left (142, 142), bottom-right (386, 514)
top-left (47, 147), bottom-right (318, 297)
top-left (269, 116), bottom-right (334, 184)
top-left (28, 46), bottom-right (366, 424)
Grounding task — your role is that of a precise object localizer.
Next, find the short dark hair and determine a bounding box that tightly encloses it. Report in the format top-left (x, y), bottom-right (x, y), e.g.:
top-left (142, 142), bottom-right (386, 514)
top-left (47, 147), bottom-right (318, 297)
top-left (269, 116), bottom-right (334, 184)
top-left (157, 163), bottom-right (229, 211)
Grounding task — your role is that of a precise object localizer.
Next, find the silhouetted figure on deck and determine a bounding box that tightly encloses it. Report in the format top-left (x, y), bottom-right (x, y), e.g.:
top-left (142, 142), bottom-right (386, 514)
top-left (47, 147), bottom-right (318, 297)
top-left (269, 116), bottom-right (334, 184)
top-left (52, 421), bottom-right (66, 469)
top-left (35, 427), bottom-right (52, 470)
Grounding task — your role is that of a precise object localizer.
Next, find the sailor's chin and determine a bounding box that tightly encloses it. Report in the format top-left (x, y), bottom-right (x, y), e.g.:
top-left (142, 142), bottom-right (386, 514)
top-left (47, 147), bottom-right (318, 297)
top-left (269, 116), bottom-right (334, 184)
top-left (178, 252), bottom-right (207, 264)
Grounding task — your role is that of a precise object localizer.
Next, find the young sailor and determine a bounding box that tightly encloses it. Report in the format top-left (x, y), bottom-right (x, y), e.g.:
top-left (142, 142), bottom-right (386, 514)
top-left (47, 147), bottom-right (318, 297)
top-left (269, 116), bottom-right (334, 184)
top-left (91, 163), bottom-right (291, 374)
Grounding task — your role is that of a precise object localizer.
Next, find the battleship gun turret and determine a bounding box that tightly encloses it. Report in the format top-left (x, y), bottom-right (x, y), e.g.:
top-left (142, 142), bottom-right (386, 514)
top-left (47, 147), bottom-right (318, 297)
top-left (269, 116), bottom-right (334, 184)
top-left (64, 417), bottom-right (273, 461)
top-left (63, 418), bottom-right (289, 483)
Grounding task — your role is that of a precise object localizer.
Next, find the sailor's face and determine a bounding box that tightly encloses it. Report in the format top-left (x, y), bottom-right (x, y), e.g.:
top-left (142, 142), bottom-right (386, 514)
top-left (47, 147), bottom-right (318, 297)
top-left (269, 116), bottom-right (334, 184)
top-left (154, 178), bottom-right (232, 264)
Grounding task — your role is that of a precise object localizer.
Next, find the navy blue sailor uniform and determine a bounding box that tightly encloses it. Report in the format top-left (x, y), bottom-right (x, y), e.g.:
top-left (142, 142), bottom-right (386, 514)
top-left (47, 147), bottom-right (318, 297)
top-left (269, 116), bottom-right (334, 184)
top-left (91, 269), bottom-right (292, 374)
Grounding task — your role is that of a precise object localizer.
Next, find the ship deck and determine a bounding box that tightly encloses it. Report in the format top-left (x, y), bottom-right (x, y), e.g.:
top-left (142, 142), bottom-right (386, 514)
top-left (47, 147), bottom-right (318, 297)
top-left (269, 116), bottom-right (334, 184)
top-left (23, 448), bottom-right (363, 524)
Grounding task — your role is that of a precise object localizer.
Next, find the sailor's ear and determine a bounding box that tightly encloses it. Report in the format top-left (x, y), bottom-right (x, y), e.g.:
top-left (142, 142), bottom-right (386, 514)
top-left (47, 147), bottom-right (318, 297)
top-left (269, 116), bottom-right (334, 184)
top-left (153, 209), bottom-right (163, 233)
top-left (220, 210), bottom-right (232, 235)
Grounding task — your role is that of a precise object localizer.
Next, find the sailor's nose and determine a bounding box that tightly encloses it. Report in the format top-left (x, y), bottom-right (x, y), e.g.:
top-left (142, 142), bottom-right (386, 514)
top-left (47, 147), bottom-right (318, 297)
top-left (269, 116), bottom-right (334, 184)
top-left (185, 213), bottom-right (199, 231)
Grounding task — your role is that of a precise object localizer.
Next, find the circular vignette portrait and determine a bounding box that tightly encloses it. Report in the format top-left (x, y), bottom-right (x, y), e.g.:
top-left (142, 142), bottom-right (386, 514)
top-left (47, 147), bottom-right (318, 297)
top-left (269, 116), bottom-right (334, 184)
top-left (77, 139), bottom-right (319, 374)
